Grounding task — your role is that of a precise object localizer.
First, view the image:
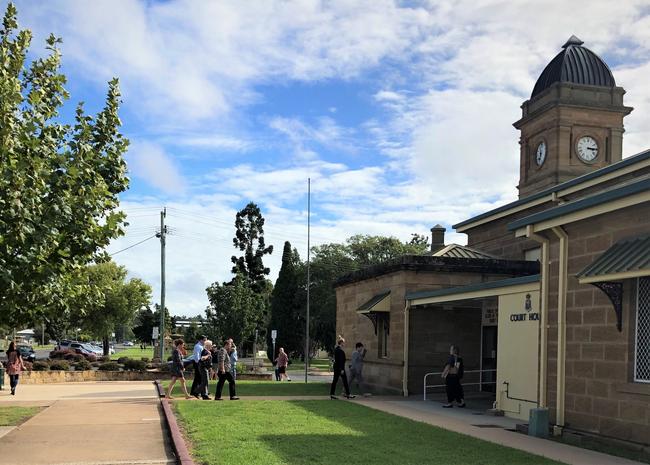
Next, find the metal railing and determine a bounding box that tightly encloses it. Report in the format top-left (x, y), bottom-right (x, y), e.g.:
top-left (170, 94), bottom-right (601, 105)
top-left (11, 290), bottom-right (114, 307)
top-left (423, 369), bottom-right (496, 401)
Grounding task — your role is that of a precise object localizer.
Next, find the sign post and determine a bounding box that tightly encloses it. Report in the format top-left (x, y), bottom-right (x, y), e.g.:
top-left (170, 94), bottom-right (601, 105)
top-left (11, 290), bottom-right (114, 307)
top-left (271, 329), bottom-right (277, 361)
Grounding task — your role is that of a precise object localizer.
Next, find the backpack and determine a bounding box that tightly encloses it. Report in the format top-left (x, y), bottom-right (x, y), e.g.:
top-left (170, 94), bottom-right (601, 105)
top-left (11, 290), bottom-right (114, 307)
top-left (457, 357), bottom-right (464, 379)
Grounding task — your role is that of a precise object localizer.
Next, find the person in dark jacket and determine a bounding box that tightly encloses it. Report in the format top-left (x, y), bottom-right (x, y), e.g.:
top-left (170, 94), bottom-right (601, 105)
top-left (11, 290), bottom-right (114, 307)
top-left (441, 344), bottom-right (465, 408)
top-left (197, 340), bottom-right (213, 400)
top-left (329, 336), bottom-right (355, 400)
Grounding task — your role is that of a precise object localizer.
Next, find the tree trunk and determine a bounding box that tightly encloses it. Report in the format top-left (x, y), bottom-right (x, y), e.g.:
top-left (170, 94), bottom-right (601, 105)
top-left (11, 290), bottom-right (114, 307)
top-left (103, 336), bottom-right (110, 356)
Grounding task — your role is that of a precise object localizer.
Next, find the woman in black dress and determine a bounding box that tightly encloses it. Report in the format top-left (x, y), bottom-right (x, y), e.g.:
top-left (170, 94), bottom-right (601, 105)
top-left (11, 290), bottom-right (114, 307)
top-left (165, 339), bottom-right (192, 399)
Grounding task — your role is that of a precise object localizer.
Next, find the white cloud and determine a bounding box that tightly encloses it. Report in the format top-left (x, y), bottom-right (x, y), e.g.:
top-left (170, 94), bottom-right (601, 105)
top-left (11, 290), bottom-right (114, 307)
top-left (127, 142), bottom-right (187, 195)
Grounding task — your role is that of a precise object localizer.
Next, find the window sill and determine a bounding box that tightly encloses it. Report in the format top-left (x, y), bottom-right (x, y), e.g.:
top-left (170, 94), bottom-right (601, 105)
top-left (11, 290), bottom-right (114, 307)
top-left (615, 382), bottom-right (650, 397)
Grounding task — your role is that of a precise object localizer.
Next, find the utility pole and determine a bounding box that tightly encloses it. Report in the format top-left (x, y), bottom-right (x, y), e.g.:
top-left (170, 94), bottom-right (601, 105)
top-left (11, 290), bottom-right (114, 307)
top-left (157, 207), bottom-right (167, 361)
top-left (305, 178), bottom-right (311, 383)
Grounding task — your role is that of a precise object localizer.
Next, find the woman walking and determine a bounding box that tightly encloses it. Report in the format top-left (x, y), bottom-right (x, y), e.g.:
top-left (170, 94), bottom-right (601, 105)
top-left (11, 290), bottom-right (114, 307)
top-left (330, 336), bottom-right (354, 399)
top-left (5, 342), bottom-right (26, 396)
top-left (275, 347), bottom-right (291, 382)
top-left (165, 339), bottom-right (192, 400)
top-left (441, 345), bottom-right (465, 408)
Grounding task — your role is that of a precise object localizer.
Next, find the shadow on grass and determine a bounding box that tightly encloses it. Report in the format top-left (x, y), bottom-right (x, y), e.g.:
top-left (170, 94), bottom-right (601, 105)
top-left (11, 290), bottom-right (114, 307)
top-left (258, 401), bottom-right (562, 465)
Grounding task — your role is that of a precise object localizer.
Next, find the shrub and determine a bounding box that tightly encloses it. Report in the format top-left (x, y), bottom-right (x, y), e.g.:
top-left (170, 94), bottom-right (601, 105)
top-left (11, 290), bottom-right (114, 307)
top-left (75, 359), bottom-right (92, 371)
top-left (32, 361), bottom-right (50, 371)
top-left (23, 361), bottom-right (33, 371)
top-left (49, 360), bottom-right (70, 371)
top-left (98, 355), bottom-right (110, 363)
top-left (123, 359), bottom-right (146, 371)
top-left (85, 353), bottom-right (97, 363)
top-left (50, 349), bottom-right (75, 359)
top-left (98, 362), bottom-right (121, 371)
top-left (141, 357), bottom-right (150, 363)
top-left (91, 361), bottom-right (101, 368)
top-left (64, 352), bottom-right (84, 362)
top-left (117, 356), bottom-right (130, 364)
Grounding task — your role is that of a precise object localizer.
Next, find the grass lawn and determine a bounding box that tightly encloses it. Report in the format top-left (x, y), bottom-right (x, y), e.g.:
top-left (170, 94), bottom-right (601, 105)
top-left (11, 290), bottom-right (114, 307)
top-left (163, 380), bottom-right (329, 397)
top-left (111, 346), bottom-right (155, 360)
top-left (288, 358), bottom-right (331, 372)
top-left (174, 400), bottom-right (564, 465)
top-left (0, 406), bottom-right (41, 426)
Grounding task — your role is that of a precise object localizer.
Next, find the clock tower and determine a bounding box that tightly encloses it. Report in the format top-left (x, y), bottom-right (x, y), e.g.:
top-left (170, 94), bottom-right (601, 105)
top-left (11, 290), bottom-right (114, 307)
top-left (514, 36), bottom-right (633, 198)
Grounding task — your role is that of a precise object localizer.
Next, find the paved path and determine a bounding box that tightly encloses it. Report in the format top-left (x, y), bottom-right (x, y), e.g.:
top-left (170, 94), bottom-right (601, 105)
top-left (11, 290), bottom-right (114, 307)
top-left (0, 382), bottom-right (174, 465)
top-left (354, 397), bottom-right (644, 465)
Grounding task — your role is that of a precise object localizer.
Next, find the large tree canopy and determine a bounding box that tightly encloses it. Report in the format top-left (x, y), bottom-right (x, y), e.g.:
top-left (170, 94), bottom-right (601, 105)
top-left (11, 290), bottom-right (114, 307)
top-left (76, 261), bottom-right (152, 355)
top-left (205, 274), bottom-right (267, 350)
top-left (0, 4), bottom-right (129, 327)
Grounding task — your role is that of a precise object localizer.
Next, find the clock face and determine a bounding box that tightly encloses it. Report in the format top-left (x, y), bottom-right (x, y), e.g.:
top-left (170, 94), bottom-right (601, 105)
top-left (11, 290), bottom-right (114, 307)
top-left (576, 136), bottom-right (598, 162)
top-left (535, 141), bottom-right (546, 166)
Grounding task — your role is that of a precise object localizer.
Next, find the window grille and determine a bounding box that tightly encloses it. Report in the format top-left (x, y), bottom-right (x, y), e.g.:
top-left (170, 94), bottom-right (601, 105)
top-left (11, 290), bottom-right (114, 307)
top-left (635, 277), bottom-right (650, 383)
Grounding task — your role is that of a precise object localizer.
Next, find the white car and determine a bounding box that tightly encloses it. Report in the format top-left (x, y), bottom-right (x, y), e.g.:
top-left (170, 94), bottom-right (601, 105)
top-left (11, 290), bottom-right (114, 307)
top-left (122, 341), bottom-right (135, 347)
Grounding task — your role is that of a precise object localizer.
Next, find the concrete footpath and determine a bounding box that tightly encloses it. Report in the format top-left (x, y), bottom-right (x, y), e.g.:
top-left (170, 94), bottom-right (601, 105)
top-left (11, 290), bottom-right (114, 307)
top-left (0, 382), bottom-right (174, 465)
top-left (356, 397), bottom-right (644, 465)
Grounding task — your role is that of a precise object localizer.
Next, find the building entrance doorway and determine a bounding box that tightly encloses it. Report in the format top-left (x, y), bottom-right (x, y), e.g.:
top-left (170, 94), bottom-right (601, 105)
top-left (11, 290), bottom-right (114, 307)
top-left (481, 325), bottom-right (497, 393)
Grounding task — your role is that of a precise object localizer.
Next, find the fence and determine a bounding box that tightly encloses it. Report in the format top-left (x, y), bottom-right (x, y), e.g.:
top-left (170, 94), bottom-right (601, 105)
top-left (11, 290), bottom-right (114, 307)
top-left (423, 369), bottom-right (496, 401)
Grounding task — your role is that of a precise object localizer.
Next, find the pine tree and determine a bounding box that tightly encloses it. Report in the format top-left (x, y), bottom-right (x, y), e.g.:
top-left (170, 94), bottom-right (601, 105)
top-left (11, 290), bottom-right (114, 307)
top-left (231, 202), bottom-right (273, 292)
top-left (267, 241), bottom-right (303, 359)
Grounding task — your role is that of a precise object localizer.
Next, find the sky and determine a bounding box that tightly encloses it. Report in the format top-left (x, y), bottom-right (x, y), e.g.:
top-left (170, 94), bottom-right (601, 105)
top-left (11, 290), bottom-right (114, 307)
top-left (7, 0), bottom-right (650, 316)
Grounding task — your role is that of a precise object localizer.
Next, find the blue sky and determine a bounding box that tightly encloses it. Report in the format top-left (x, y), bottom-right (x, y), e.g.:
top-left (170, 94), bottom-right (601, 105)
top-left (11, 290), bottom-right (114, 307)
top-left (8, 0), bottom-right (650, 315)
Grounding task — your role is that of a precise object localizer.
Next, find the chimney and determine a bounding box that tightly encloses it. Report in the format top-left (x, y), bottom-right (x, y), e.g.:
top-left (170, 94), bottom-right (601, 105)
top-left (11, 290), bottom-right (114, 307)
top-left (430, 224), bottom-right (446, 253)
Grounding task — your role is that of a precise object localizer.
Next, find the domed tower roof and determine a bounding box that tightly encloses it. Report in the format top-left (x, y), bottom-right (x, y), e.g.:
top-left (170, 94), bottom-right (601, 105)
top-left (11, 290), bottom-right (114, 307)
top-left (531, 35), bottom-right (615, 98)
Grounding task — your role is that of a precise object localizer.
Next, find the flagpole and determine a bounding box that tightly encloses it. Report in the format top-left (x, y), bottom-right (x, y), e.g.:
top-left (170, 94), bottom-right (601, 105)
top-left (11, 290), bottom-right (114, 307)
top-left (304, 178), bottom-right (311, 383)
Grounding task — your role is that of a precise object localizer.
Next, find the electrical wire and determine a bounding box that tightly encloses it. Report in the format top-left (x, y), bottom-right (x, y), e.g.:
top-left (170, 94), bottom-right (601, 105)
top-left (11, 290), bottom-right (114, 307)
top-left (109, 235), bottom-right (157, 256)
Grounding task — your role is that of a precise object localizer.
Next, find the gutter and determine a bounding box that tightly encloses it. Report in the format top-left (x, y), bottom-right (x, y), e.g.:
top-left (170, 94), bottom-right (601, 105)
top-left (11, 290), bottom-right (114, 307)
top-left (402, 301), bottom-right (411, 397)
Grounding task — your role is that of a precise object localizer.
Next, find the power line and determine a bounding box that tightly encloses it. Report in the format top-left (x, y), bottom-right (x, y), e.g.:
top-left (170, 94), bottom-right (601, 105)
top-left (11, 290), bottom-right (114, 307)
top-left (109, 235), bottom-right (157, 256)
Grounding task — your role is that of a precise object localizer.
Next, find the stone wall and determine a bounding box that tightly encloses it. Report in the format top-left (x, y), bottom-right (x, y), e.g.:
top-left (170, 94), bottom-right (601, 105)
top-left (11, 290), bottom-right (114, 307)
top-left (408, 305), bottom-right (482, 395)
top-left (5, 370), bottom-right (273, 385)
top-left (543, 203), bottom-right (650, 444)
top-left (336, 269), bottom-right (512, 395)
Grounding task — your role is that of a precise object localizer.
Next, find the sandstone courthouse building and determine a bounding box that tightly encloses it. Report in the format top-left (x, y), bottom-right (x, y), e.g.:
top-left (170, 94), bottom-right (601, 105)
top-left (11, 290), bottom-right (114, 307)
top-left (335, 36), bottom-right (650, 445)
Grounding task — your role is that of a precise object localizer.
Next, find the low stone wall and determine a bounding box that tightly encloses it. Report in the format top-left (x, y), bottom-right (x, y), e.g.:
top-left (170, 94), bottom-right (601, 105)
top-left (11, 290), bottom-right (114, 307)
top-left (4, 370), bottom-right (273, 384)
top-left (12, 370), bottom-right (161, 384)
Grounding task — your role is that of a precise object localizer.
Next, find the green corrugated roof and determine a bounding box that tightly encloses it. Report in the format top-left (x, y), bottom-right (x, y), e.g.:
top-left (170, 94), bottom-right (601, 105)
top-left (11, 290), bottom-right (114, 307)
top-left (577, 236), bottom-right (650, 279)
top-left (405, 274), bottom-right (540, 301)
top-left (454, 148), bottom-right (650, 230)
top-left (432, 244), bottom-right (496, 259)
top-left (357, 290), bottom-right (391, 312)
top-left (508, 177), bottom-right (650, 231)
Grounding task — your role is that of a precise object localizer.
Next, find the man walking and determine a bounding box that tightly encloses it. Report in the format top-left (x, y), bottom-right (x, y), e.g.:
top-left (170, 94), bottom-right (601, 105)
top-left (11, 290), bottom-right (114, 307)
top-left (215, 339), bottom-right (239, 400)
top-left (330, 336), bottom-right (354, 400)
top-left (190, 335), bottom-right (207, 398)
top-left (349, 342), bottom-right (367, 394)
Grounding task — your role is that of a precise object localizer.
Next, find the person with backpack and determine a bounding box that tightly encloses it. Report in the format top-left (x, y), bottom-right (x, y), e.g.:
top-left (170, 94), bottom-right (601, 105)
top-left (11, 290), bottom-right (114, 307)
top-left (441, 344), bottom-right (465, 408)
top-left (5, 342), bottom-right (26, 396)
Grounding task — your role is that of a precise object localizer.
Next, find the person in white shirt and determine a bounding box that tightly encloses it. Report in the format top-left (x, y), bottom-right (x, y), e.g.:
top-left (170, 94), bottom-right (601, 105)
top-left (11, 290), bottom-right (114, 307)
top-left (190, 335), bottom-right (207, 398)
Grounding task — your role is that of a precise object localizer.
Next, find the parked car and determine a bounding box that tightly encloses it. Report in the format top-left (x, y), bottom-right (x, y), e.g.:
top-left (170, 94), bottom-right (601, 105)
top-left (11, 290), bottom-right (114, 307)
top-left (122, 341), bottom-right (134, 346)
top-left (84, 344), bottom-right (103, 356)
top-left (17, 345), bottom-right (36, 363)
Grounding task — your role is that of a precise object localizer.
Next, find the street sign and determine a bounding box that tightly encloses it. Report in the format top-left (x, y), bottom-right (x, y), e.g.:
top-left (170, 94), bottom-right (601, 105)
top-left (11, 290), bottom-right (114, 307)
top-left (271, 329), bottom-right (277, 341)
top-left (152, 327), bottom-right (159, 339)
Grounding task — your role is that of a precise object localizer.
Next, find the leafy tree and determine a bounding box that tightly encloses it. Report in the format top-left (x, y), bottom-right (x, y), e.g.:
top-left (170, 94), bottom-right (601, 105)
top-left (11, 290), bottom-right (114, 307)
top-left (231, 202), bottom-right (273, 292)
top-left (267, 242), bottom-right (303, 359)
top-left (205, 274), bottom-right (266, 351)
top-left (76, 262), bottom-right (152, 355)
top-left (0, 4), bottom-right (129, 327)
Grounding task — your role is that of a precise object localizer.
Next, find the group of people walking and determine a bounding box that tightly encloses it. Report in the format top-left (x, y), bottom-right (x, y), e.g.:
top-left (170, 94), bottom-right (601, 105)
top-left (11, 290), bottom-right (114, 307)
top-left (162, 333), bottom-right (464, 408)
top-left (165, 335), bottom-right (239, 401)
